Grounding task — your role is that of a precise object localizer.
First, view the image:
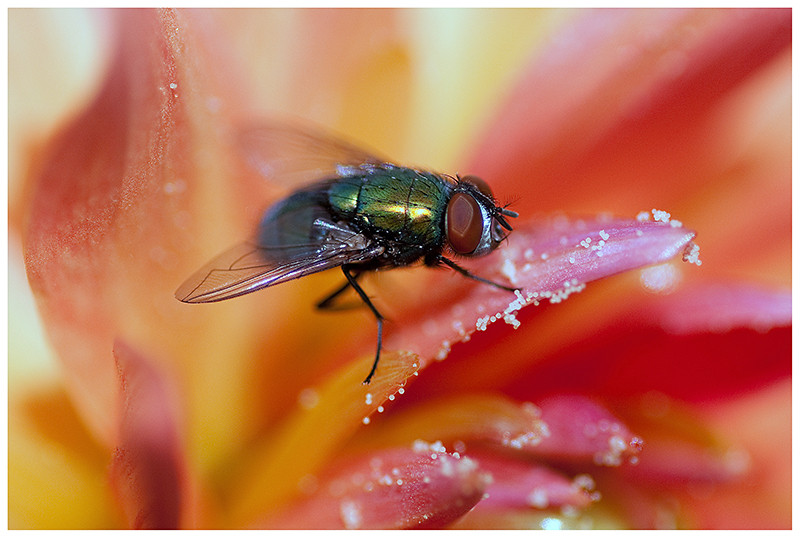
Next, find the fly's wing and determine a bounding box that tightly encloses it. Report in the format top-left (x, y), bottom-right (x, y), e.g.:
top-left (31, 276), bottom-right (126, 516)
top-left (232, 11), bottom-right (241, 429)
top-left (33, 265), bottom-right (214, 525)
top-left (177, 122), bottom-right (391, 303)
top-left (175, 220), bottom-right (383, 304)
top-left (238, 121), bottom-right (392, 189)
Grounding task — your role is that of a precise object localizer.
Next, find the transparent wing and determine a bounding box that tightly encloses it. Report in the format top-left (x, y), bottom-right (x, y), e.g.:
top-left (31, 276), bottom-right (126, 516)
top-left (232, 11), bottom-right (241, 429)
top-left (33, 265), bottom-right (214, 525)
top-left (237, 121), bottom-right (393, 189)
top-left (175, 221), bottom-right (384, 304)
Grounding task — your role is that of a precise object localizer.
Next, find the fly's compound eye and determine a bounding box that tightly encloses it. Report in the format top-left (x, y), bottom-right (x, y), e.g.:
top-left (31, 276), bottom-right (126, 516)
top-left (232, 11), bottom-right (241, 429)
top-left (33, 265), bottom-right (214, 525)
top-left (446, 192), bottom-right (484, 254)
top-left (460, 175), bottom-right (494, 199)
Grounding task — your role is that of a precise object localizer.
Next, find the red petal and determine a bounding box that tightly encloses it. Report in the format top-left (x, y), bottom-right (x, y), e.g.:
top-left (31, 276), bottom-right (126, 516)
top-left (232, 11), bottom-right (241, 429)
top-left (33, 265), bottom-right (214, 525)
top-left (261, 444), bottom-right (490, 529)
top-left (108, 340), bottom-right (187, 529)
top-left (504, 283), bottom-right (790, 402)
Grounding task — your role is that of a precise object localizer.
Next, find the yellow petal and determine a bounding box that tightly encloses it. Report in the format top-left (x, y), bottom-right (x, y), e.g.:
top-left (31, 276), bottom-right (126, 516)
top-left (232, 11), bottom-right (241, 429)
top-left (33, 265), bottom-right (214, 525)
top-left (226, 349), bottom-right (420, 526)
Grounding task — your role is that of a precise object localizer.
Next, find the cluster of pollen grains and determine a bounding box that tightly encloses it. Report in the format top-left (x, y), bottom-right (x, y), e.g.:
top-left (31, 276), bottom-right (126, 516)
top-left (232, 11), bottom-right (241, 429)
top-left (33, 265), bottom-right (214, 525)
top-left (474, 280), bottom-right (586, 333)
top-left (545, 279), bottom-right (587, 305)
top-left (637, 208), bottom-right (684, 228)
top-left (573, 229), bottom-right (611, 259)
top-left (683, 242), bottom-right (702, 266)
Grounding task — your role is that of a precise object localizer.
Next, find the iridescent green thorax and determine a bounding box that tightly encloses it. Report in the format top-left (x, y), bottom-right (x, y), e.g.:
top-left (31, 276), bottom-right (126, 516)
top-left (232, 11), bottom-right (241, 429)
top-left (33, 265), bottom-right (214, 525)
top-left (326, 165), bottom-right (450, 249)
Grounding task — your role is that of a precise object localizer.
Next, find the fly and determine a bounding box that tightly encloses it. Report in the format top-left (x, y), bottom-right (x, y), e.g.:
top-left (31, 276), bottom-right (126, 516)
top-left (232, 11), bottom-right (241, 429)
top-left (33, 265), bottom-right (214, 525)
top-left (175, 123), bottom-right (518, 384)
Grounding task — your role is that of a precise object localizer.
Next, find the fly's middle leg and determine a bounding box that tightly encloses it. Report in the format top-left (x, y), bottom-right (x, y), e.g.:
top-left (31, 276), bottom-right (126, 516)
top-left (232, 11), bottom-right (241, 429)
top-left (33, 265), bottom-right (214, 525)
top-left (338, 266), bottom-right (385, 384)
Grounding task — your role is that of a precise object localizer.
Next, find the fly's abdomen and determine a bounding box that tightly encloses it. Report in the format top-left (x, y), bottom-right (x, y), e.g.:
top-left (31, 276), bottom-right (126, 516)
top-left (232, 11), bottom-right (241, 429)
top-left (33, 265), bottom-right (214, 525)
top-left (327, 166), bottom-right (448, 247)
top-left (259, 187), bottom-right (330, 247)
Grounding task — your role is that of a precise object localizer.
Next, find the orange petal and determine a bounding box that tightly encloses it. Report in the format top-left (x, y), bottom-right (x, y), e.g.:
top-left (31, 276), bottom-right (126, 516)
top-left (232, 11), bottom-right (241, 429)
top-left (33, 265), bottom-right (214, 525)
top-left (21, 9), bottom-right (268, 459)
top-left (349, 393), bottom-right (548, 453)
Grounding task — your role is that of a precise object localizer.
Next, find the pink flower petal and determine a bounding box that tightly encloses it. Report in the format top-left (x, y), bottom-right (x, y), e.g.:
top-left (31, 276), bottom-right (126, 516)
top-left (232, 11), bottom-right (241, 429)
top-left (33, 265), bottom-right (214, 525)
top-left (386, 214), bottom-right (697, 372)
top-left (468, 449), bottom-right (598, 512)
top-left (529, 395), bottom-right (643, 467)
top-left (108, 339), bottom-right (187, 529)
top-left (349, 393), bottom-right (639, 469)
top-left (261, 444), bottom-right (490, 529)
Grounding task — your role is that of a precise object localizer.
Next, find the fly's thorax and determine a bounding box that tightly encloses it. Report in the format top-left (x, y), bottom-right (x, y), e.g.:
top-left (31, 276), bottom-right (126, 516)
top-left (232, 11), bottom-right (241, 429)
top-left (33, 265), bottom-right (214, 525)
top-left (326, 165), bottom-right (449, 248)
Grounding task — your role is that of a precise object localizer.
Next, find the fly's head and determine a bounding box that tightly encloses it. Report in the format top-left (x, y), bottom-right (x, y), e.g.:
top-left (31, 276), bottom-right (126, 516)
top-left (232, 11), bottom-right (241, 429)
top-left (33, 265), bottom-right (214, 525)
top-left (445, 175), bottom-right (517, 258)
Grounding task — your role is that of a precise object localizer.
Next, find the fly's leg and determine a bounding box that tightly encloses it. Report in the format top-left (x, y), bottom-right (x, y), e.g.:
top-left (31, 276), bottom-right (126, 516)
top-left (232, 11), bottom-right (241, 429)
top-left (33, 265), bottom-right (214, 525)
top-left (316, 278), bottom-right (360, 311)
top-left (439, 256), bottom-right (519, 293)
top-left (339, 266), bottom-right (384, 385)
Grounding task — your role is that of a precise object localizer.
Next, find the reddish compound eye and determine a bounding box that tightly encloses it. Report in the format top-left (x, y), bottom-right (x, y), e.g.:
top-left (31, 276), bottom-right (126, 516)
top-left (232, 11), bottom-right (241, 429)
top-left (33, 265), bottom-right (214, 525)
top-left (461, 175), bottom-right (494, 199)
top-left (446, 192), bottom-right (483, 254)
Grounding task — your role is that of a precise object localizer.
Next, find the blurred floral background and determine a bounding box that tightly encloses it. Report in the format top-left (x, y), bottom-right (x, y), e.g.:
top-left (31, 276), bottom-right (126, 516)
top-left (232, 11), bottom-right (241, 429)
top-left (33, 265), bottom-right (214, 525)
top-left (9, 8), bottom-right (791, 529)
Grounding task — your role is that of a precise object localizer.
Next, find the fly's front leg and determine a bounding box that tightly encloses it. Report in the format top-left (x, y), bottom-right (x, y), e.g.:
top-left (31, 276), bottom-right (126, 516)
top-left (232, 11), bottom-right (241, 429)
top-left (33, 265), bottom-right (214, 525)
top-left (438, 256), bottom-right (519, 292)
